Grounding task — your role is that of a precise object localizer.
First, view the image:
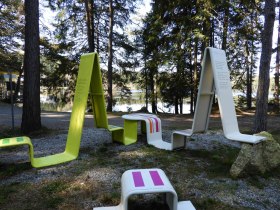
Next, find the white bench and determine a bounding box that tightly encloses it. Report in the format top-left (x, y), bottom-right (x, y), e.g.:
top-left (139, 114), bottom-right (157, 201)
top-left (171, 129), bottom-right (192, 149)
top-left (172, 47), bottom-right (266, 144)
top-left (122, 113), bottom-right (185, 150)
top-left (208, 48), bottom-right (266, 144)
top-left (93, 168), bottom-right (195, 210)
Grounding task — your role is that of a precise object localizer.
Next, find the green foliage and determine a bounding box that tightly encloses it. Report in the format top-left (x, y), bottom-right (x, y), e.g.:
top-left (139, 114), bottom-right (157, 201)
top-left (0, 0), bottom-right (24, 73)
top-left (44, 0), bottom-right (140, 105)
top-left (40, 37), bottom-right (78, 105)
top-left (0, 0), bottom-right (265, 113)
top-left (137, 0), bottom-right (262, 113)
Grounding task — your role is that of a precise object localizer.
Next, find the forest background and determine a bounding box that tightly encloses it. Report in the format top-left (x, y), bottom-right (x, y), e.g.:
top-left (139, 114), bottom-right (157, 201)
top-left (0, 0), bottom-right (279, 133)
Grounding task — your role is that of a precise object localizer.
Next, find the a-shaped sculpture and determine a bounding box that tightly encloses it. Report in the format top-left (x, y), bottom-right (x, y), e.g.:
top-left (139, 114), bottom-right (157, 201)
top-left (0, 53), bottom-right (123, 168)
top-left (172, 47), bottom-right (266, 145)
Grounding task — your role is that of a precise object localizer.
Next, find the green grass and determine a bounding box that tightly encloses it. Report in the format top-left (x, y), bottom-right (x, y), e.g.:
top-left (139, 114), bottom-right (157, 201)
top-left (0, 182), bottom-right (32, 209)
top-left (41, 180), bottom-right (68, 208)
top-left (262, 165), bottom-right (280, 179)
top-left (193, 197), bottom-right (252, 210)
top-left (42, 181), bottom-right (68, 194)
top-left (268, 131), bottom-right (280, 144)
top-left (84, 141), bottom-right (239, 179)
top-left (99, 192), bottom-right (120, 205)
top-left (246, 176), bottom-right (266, 189)
top-left (0, 162), bottom-right (31, 179)
top-left (188, 145), bottom-right (240, 178)
top-left (0, 184), bottom-right (19, 204)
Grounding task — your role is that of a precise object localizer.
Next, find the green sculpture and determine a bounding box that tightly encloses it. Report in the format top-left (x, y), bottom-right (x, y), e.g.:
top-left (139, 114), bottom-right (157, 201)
top-left (0, 53), bottom-right (124, 168)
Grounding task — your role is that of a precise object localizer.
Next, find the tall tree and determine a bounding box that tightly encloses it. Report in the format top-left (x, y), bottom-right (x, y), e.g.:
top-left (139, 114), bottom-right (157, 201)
top-left (138, 0), bottom-right (264, 114)
top-left (107, 0), bottom-right (114, 112)
top-left (221, 1), bottom-right (229, 50)
top-left (106, 0), bottom-right (138, 112)
top-left (47, 0), bottom-right (138, 111)
top-left (274, 5), bottom-right (280, 111)
top-left (140, 7), bottom-right (162, 114)
top-left (254, 0), bottom-right (275, 132)
top-left (85, 0), bottom-right (95, 52)
top-left (223, 1), bottom-right (261, 109)
top-left (21, 0), bottom-right (41, 133)
top-left (0, 1), bottom-right (24, 102)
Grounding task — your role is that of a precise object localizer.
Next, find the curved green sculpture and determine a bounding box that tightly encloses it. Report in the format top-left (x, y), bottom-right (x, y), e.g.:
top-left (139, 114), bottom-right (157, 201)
top-left (0, 53), bottom-right (124, 168)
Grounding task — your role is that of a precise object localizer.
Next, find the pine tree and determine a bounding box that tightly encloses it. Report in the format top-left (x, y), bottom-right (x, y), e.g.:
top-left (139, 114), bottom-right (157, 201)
top-left (0, 0), bottom-right (24, 76)
top-left (274, 5), bottom-right (280, 111)
top-left (21, 0), bottom-right (41, 133)
top-left (254, 0), bottom-right (276, 132)
top-left (46, 0), bottom-right (138, 111)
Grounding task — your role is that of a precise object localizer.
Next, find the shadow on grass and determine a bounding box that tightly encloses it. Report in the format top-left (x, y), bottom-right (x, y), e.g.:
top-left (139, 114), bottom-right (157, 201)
top-left (187, 146), bottom-right (240, 178)
top-left (0, 162), bottom-right (31, 179)
top-left (193, 197), bottom-right (251, 210)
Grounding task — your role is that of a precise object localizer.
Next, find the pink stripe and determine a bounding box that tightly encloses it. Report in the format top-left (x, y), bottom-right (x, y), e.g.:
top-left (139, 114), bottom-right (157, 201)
top-left (132, 172), bottom-right (145, 187)
top-left (137, 114), bottom-right (160, 133)
top-left (149, 170), bottom-right (164, 186)
top-left (153, 117), bottom-right (159, 132)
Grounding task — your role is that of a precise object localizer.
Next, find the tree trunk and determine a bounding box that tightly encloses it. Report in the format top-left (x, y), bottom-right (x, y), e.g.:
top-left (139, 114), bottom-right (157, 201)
top-left (21, 0), bottom-right (41, 133)
top-left (150, 69), bottom-right (157, 114)
top-left (249, 43), bottom-right (254, 108)
top-left (14, 65), bottom-right (23, 102)
top-left (274, 5), bottom-right (280, 111)
top-left (222, 2), bottom-right (229, 50)
top-left (189, 45), bottom-right (194, 114)
top-left (201, 1), bottom-right (211, 52)
top-left (245, 41), bottom-right (252, 109)
top-left (179, 97), bottom-right (183, 114)
top-left (193, 40), bottom-right (198, 112)
top-left (96, 13), bottom-right (100, 53)
top-left (144, 47), bottom-right (148, 109)
top-left (188, 39), bottom-right (194, 114)
top-left (91, 0), bottom-right (95, 51)
top-left (85, 0), bottom-right (94, 52)
top-left (107, 0), bottom-right (114, 112)
top-left (210, 19), bottom-right (215, 47)
top-left (254, 0), bottom-right (275, 132)
top-left (174, 97), bottom-right (179, 114)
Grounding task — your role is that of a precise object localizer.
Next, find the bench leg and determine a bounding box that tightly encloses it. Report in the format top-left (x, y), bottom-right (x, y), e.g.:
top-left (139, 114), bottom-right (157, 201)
top-left (112, 129), bottom-right (124, 144)
top-left (172, 134), bottom-right (187, 149)
top-left (123, 120), bottom-right (138, 145)
top-left (141, 121), bottom-right (146, 134)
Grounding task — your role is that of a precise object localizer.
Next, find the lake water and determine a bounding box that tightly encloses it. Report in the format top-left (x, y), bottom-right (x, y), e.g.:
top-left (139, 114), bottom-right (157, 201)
top-left (113, 102), bottom-right (191, 114)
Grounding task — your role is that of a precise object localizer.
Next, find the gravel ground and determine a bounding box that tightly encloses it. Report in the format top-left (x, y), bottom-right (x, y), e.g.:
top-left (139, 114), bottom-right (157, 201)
top-left (1, 128), bottom-right (280, 209)
top-left (1, 102), bottom-right (280, 209)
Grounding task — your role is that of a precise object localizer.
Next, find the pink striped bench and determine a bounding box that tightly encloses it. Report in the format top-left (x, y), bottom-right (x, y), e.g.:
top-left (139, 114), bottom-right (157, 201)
top-left (93, 168), bottom-right (195, 210)
top-left (121, 113), bottom-right (185, 150)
